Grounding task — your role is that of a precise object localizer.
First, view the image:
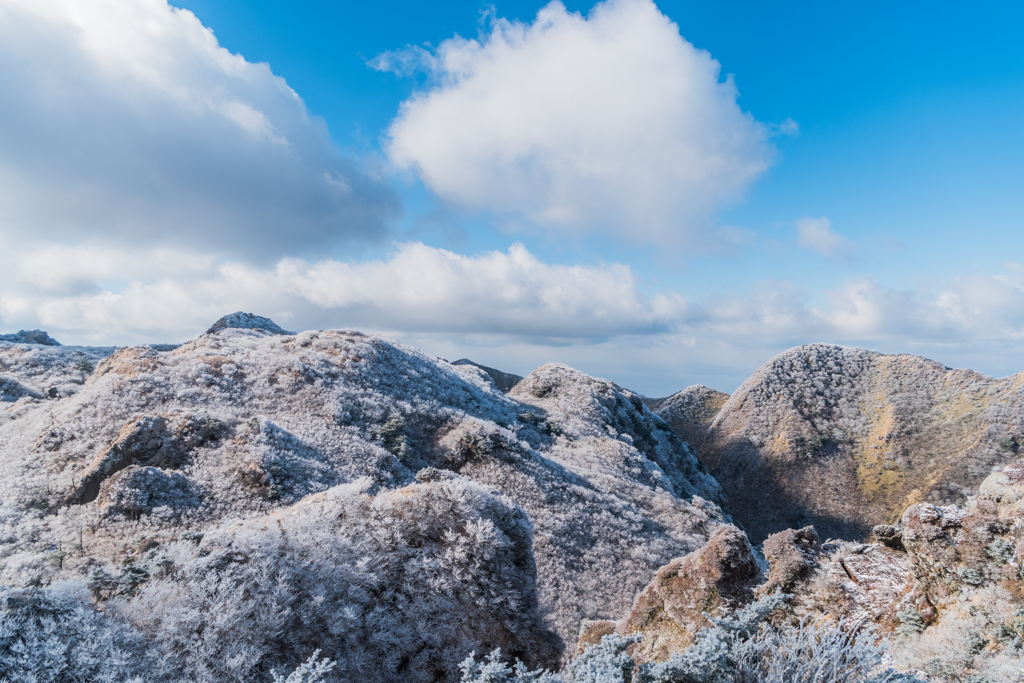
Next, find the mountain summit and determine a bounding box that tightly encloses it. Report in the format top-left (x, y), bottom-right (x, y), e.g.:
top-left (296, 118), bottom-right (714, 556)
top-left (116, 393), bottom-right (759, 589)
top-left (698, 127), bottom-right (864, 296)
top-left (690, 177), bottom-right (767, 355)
top-left (204, 311), bottom-right (294, 336)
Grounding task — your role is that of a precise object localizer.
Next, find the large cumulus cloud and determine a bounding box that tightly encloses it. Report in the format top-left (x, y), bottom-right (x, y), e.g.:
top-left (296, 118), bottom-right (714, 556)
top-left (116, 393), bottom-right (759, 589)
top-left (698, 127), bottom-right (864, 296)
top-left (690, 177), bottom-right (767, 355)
top-left (0, 0), bottom-right (398, 258)
top-left (376, 0), bottom-right (774, 247)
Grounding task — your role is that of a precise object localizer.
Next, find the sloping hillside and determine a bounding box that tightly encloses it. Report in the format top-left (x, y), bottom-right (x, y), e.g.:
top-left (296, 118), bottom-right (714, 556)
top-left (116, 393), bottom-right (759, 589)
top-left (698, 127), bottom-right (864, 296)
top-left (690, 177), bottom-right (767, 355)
top-left (0, 313), bottom-right (725, 654)
top-left (647, 385), bottom-right (730, 454)
top-left (685, 343), bottom-right (1024, 543)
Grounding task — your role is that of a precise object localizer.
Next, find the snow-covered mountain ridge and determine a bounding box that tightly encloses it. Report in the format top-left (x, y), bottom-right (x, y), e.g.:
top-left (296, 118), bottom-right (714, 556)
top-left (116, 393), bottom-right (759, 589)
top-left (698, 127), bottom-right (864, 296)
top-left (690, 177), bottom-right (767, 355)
top-left (0, 313), bottom-right (724, 677)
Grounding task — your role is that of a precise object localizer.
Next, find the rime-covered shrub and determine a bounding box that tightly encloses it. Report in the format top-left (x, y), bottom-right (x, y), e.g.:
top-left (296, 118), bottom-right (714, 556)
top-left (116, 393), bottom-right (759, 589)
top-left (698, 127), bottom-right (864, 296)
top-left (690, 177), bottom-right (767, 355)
top-left (118, 476), bottom-right (560, 683)
top-left (638, 591), bottom-right (789, 683)
top-left (458, 649), bottom-right (561, 683)
top-left (567, 634), bottom-right (639, 683)
top-left (270, 651), bottom-right (336, 683)
top-left (465, 592), bottom-right (925, 683)
top-left (0, 581), bottom-right (150, 683)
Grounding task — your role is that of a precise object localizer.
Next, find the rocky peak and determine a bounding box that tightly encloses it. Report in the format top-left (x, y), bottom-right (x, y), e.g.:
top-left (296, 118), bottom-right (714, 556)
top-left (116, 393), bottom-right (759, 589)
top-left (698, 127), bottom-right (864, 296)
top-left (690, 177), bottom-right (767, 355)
top-left (0, 329), bottom-right (61, 345)
top-left (204, 312), bottom-right (293, 336)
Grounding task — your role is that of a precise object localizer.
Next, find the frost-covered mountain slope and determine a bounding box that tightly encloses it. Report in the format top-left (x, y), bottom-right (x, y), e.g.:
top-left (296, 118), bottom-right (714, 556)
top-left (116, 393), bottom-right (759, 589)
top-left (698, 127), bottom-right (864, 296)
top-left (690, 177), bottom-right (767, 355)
top-left (698, 343), bottom-right (1024, 543)
top-left (0, 319), bottom-right (725, 649)
top-left (0, 330), bottom-right (61, 346)
top-left (0, 475), bottom-right (562, 683)
top-left (1, 339), bottom-right (114, 402)
top-left (647, 385), bottom-right (730, 454)
top-left (452, 358), bottom-right (523, 393)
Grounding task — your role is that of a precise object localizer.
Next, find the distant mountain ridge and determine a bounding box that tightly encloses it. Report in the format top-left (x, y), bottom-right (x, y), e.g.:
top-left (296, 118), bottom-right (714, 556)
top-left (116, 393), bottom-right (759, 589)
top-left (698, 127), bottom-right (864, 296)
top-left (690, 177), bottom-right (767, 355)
top-left (452, 358), bottom-right (523, 393)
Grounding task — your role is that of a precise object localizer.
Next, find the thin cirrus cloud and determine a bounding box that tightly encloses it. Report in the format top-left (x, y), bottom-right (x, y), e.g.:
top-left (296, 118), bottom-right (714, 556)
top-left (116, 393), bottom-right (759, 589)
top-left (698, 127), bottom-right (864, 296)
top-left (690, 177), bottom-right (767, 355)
top-left (0, 0), bottom-right (398, 259)
top-left (795, 217), bottom-right (856, 260)
top-left (374, 0), bottom-right (776, 248)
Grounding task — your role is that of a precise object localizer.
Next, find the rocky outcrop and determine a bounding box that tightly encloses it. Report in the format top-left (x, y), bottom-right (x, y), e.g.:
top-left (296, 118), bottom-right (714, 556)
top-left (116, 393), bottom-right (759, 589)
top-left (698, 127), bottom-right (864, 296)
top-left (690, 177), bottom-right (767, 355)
top-left (616, 525), bottom-right (761, 662)
top-left (0, 329), bottom-right (61, 345)
top-left (757, 525), bottom-right (820, 595)
top-left (648, 385), bottom-right (729, 453)
top-left (592, 466), bottom-right (1024, 680)
top-left (694, 343), bottom-right (1024, 543)
top-left (452, 359), bottom-right (523, 393)
top-left (205, 311), bottom-right (293, 336)
top-left (63, 414), bottom-right (215, 506)
top-left (783, 466), bottom-right (1024, 680)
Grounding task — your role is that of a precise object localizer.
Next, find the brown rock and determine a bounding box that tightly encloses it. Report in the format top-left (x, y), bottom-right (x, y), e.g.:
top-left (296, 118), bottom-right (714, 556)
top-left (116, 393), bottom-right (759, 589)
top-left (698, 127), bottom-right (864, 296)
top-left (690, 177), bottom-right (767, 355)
top-left (872, 524), bottom-right (904, 550)
top-left (65, 416), bottom-right (187, 505)
top-left (576, 620), bottom-right (617, 654)
top-left (758, 525), bottom-right (821, 595)
top-left (623, 525), bottom-right (761, 662)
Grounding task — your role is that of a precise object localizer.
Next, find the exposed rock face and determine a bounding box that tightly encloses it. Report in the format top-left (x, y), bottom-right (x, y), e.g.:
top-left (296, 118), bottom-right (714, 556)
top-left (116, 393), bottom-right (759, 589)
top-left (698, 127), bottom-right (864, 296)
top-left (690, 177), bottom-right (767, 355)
top-left (452, 359), bottom-right (523, 393)
top-left (757, 525), bottom-right (821, 595)
top-left (0, 319), bottom-right (726, 649)
top-left (64, 416), bottom-right (189, 505)
top-left (205, 311), bottom-right (293, 336)
top-left (873, 524), bottom-right (904, 550)
top-left (781, 466), bottom-right (1024, 680)
top-left (621, 525), bottom-right (762, 662)
top-left (0, 330), bottom-right (61, 345)
top-left (599, 466), bottom-right (1024, 681)
top-left (648, 385), bottom-right (729, 453)
top-left (698, 343), bottom-right (1024, 543)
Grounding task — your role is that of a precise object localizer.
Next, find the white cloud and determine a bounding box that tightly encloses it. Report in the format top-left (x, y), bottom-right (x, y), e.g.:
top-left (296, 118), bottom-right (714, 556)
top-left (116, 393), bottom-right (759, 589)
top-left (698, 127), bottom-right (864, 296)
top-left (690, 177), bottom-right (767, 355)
top-left (795, 217), bottom-right (856, 260)
top-left (0, 0), bottom-right (397, 258)
top-left (376, 0), bottom-right (773, 247)
top-left (0, 241), bottom-right (690, 342)
top-left (5, 234), bottom-right (1024, 350)
top-left (3, 237), bottom-right (1024, 393)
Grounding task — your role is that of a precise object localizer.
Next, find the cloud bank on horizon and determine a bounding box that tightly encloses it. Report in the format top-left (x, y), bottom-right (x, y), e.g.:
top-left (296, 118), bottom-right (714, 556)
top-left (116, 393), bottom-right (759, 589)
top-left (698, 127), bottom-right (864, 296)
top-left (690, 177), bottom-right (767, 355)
top-left (1, 0), bottom-right (1023, 393)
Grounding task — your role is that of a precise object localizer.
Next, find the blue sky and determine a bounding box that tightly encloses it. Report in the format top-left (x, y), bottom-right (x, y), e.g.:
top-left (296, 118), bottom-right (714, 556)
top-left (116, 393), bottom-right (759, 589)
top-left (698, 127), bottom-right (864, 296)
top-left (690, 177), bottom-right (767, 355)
top-left (1, 0), bottom-right (1023, 395)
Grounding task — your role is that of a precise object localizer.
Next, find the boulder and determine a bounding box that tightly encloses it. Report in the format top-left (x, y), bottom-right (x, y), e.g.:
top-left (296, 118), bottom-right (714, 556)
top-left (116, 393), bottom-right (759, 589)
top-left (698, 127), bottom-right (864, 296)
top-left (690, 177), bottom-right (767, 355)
top-left (872, 524), bottom-right (904, 550)
top-left (622, 525), bottom-right (762, 662)
top-left (758, 525), bottom-right (821, 595)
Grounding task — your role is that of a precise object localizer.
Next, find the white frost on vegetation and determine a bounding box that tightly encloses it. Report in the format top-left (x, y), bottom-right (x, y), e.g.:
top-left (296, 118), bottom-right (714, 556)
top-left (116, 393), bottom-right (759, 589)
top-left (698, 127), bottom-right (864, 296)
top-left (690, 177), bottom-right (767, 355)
top-left (0, 319), bottom-right (725, 652)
